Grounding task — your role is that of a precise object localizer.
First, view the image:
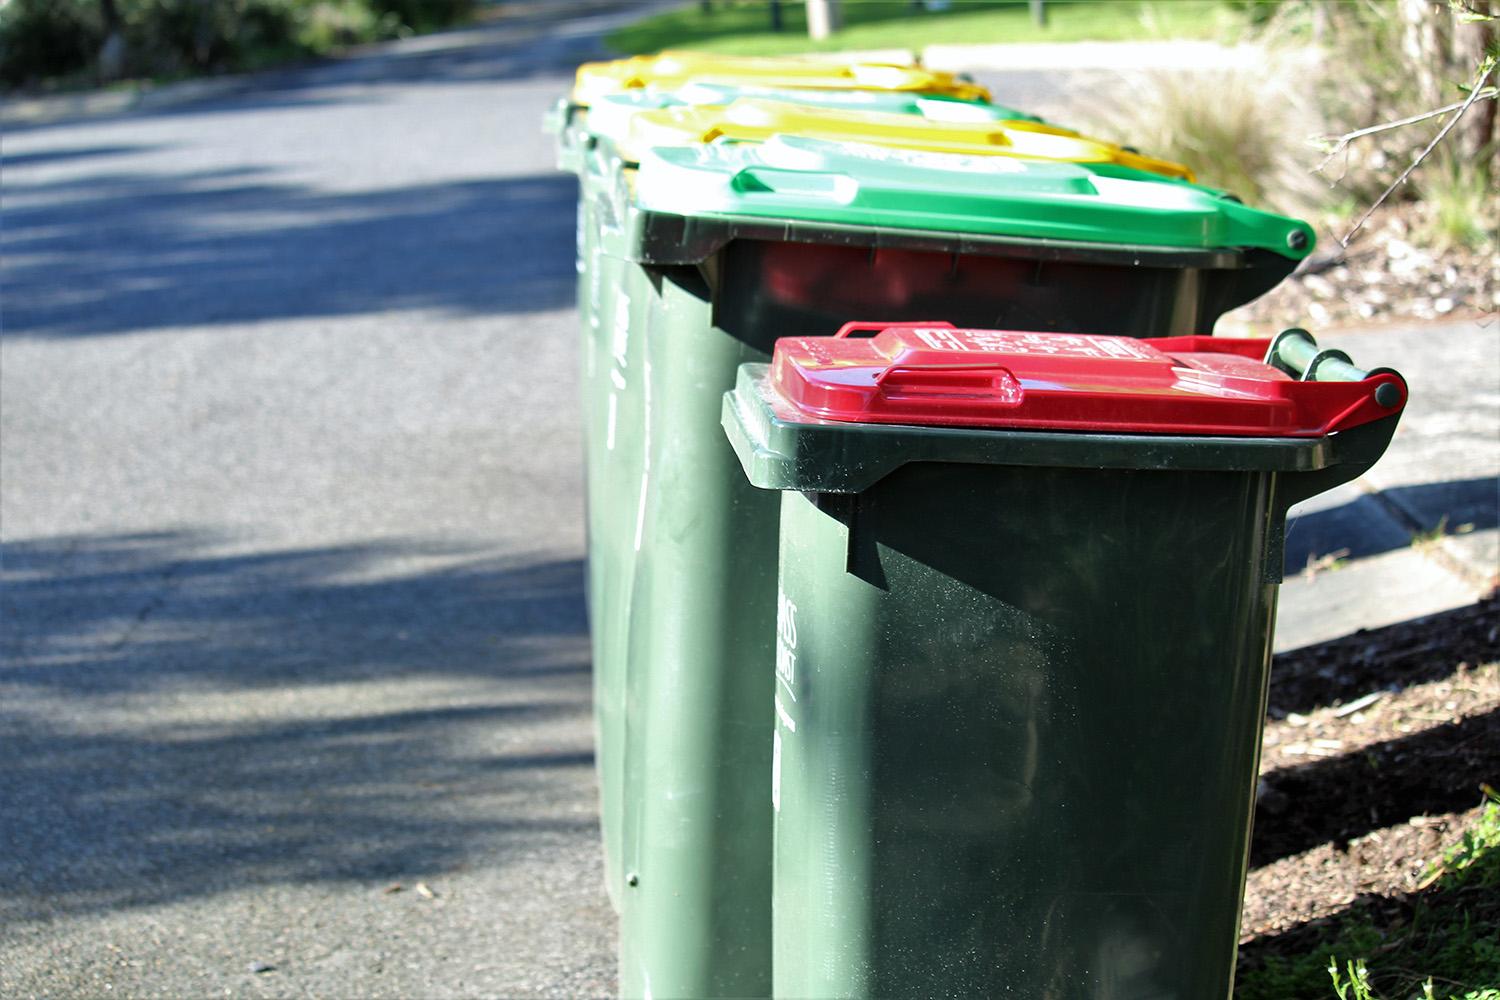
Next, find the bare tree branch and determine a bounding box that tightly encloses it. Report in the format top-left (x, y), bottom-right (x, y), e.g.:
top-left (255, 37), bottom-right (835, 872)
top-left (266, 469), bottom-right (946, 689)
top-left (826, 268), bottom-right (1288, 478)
top-left (1312, 86), bottom-right (1499, 173)
top-left (1448, 0), bottom-right (1498, 22)
top-left (1340, 57), bottom-right (1498, 246)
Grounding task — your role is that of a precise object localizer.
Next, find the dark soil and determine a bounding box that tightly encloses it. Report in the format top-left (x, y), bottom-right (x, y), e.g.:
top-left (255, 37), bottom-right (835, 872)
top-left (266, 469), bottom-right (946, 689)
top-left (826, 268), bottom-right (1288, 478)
top-left (1237, 596), bottom-right (1500, 992)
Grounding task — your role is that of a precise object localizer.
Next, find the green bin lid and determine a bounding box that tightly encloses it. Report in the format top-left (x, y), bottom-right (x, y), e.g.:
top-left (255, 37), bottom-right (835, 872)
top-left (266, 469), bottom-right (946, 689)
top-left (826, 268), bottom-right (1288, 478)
top-left (585, 89), bottom-right (1045, 157)
top-left (573, 51), bottom-right (991, 105)
top-left (634, 136), bottom-right (1315, 261)
top-left (652, 82), bottom-right (1040, 122)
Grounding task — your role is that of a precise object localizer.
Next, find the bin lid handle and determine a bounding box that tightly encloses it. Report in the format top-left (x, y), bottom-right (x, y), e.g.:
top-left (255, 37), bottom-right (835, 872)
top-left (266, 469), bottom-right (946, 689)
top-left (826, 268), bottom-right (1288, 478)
top-left (835, 320), bottom-right (956, 339)
top-left (874, 362), bottom-right (1024, 404)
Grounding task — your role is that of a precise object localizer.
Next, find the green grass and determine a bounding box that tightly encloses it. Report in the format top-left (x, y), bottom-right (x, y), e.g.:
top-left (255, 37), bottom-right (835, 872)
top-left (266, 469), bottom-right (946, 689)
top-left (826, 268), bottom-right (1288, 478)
top-left (1236, 789), bottom-right (1500, 1000)
top-left (606, 1), bottom-right (1240, 57)
top-left (1418, 163), bottom-right (1499, 252)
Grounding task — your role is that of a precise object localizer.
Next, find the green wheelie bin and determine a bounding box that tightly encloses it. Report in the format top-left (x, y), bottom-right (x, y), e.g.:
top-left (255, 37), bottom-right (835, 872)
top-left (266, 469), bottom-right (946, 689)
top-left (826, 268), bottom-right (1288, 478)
top-left (543, 68), bottom-right (1035, 913)
top-left (545, 87), bottom-right (1238, 926)
top-left (722, 326), bottom-right (1407, 999)
top-left (543, 65), bottom-right (1028, 919)
top-left (592, 137), bottom-right (1315, 999)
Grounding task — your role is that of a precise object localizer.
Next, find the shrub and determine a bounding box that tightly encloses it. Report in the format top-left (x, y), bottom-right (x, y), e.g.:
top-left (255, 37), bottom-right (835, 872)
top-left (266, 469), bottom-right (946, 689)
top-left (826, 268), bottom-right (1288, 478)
top-left (0, 0), bottom-right (477, 88)
top-left (1075, 1), bottom-right (1496, 226)
top-left (0, 0), bottom-right (106, 86)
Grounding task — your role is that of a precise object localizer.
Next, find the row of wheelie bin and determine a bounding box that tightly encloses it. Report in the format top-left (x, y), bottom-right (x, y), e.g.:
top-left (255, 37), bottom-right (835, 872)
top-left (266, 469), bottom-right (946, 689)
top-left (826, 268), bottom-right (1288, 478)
top-left (545, 50), bottom-right (1407, 1000)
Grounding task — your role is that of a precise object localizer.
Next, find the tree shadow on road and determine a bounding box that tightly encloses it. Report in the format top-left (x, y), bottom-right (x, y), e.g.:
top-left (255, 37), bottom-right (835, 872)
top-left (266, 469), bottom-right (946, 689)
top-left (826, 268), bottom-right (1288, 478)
top-left (0, 530), bottom-right (596, 921)
top-left (2, 169), bottom-right (579, 337)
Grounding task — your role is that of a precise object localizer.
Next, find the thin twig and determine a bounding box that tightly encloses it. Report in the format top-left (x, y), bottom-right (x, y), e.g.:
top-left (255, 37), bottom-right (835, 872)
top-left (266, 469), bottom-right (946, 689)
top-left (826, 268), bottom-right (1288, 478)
top-left (1449, 0), bottom-right (1499, 22)
top-left (1340, 58), bottom-right (1498, 247)
top-left (1313, 87), bottom-right (1499, 173)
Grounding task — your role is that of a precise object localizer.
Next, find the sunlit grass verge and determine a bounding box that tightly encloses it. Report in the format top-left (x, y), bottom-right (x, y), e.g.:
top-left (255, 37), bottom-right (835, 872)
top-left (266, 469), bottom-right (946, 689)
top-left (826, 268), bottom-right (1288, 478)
top-left (605, 1), bottom-right (1237, 58)
top-left (1236, 788), bottom-right (1500, 1000)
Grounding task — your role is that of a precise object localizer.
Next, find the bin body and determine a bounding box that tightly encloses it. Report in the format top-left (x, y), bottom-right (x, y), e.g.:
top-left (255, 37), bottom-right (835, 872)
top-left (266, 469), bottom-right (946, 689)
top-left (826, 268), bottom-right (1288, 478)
top-left (770, 465), bottom-right (1278, 999)
top-left (722, 328), bottom-right (1405, 999)
top-left (587, 145), bottom-right (1313, 997)
top-left (577, 158), bottom-right (642, 910)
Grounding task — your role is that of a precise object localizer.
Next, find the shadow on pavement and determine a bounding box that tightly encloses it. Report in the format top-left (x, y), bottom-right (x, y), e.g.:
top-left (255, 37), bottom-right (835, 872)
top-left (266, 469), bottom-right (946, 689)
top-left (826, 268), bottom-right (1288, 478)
top-left (2, 170), bottom-right (578, 337)
top-left (1284, 475), bottom-right (1499, 573)
top-left (0, 144), bottom-right (169, 168)
top-left (1, 530), bottom-right (588, 691)
top-left (0, 531), bottom-right (595, 920)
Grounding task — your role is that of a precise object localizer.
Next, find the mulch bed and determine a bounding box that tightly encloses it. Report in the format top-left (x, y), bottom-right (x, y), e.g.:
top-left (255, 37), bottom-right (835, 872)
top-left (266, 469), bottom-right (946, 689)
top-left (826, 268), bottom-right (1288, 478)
top-left (1238, 596), bottom-right (1500, 985)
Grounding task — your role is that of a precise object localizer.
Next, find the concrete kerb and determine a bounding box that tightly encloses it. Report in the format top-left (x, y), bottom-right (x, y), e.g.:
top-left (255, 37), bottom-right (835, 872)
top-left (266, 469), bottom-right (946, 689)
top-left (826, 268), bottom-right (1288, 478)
top-left (1276, 317), bottom-right (1500, 649)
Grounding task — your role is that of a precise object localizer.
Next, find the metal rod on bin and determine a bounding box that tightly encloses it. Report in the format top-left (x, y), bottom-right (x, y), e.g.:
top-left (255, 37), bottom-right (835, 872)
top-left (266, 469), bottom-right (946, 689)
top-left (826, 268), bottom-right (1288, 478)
top-left (1266, 328), bottom-right (1403, 408)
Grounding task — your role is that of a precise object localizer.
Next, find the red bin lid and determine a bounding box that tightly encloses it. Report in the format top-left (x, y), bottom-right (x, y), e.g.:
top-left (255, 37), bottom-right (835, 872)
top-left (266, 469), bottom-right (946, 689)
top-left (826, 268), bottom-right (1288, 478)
top-left (769, 323), bottom-right (1406, 438)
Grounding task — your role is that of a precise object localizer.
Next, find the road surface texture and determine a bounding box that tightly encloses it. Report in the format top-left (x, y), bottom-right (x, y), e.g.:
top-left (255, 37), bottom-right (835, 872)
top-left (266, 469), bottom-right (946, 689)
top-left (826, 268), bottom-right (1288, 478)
top-left (2, 7), bottom-right (1494, 999)
top-left (0, 4), bottom-right (649, 996)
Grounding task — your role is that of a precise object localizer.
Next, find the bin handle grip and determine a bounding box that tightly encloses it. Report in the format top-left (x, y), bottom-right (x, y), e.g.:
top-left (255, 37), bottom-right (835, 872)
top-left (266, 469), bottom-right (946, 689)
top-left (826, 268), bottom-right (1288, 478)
top-left (874, 362), bottom-right (1022, 399)
top-left (1266, 328), bottom-right (1370, 383)
top-left (1266, 328), bottom-right (1406, 409)
top-left (835, 320), bottom-right (957, 339)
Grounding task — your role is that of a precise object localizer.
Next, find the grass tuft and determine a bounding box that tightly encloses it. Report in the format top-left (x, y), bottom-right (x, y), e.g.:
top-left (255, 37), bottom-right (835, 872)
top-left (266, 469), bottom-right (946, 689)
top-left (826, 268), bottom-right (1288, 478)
top-left (1237, 789), bottom-right (1500, 1000)
top-left (1417, 163), bottom-right (1500, 252)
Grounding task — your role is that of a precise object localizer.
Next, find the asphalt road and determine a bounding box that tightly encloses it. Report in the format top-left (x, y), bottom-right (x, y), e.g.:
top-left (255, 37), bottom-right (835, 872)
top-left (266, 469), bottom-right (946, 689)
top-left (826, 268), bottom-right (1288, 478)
top-left (1, 6), bottom-right (642, 997)
top-left (3, 10), bottom-right (1495, 999)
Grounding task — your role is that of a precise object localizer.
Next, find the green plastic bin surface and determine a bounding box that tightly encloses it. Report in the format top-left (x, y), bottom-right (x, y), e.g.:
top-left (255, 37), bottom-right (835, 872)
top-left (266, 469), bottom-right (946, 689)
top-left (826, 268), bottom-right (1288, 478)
top-left (673, 80), bottom-right (1044, 121)
top-left (584, 85), bottom-right (1045, 145)
top-left (576, 138), bottom-right (1321, 999)
top-left (722, 328), bottom-right (1405, 999)
top-left (545, 86), bottom-right (1045, 180)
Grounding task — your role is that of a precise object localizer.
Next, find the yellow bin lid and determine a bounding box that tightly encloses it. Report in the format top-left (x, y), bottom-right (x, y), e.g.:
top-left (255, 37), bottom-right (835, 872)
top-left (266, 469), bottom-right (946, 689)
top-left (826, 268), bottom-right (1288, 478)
top-left (572, 51), bottom-right (990, 106)
top-left (620, 98), bottom-right (1195, 181)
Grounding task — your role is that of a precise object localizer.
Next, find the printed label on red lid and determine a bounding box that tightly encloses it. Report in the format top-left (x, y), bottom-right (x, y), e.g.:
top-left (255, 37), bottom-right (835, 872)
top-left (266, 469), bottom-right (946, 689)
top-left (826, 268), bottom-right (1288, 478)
top-left (905, 327), bottom-right (1163, 361)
